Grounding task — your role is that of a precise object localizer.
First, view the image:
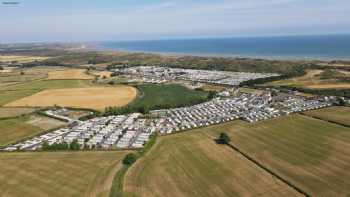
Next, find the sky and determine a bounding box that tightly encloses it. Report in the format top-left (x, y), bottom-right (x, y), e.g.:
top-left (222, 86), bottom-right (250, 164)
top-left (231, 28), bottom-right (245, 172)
top-left (0, 0), bottom-right (350, 43)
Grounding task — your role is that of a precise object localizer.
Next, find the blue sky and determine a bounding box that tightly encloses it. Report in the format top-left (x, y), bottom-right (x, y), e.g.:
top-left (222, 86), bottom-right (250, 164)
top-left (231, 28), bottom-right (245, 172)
top-left (1, 0), bottom-right (350, 43)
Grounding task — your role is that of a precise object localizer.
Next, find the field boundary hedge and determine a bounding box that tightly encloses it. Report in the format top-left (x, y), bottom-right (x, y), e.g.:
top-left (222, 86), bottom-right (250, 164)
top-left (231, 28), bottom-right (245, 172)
top-left (224, 142), bottom-right (310, 197)
top-left (300, 113), bottom-right (350, 128)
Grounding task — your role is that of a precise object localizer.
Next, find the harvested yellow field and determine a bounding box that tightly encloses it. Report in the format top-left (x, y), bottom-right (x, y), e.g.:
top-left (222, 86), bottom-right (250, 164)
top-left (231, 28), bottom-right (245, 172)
top-left (0, 151), bottom-right (129, 197)
top-left (125, 128), bottom-right (301, 197)
top-left (267, 69), bottom-right (350, 89)
top-left (5, 86), bottom-right (137, 110)
top-left (0, 55), bottom-right (49, 63)
top-left (47, 69), bottom-right (94, 80)
top-left (200, 84), bottom-right (226, 92)
top-left (307, 83), bottom-right (350, 89)
top-left (94, 71), bottom-right (113, 78)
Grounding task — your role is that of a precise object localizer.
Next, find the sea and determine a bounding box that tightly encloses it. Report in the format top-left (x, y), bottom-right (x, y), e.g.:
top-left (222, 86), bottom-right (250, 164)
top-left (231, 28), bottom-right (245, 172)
top-left (97, 34), bottom-right (350, 60)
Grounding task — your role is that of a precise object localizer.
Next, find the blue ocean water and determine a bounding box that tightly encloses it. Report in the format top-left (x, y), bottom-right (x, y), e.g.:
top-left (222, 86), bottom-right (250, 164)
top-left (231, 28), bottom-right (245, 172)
top-left (98, 35), bottom-right (350, 60)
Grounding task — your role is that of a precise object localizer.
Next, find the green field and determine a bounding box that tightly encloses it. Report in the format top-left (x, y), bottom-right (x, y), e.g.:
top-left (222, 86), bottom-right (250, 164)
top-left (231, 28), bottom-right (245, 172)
top-left (303, 106), bottom-right (350, 126)
top-left (0, 116), bottom-right (42, 147)
top-left (0, 79), bottom-right (92, 106)
top-left (0, 151), bottom-right (129, 197)
top-left (133, 84), bottom-right (209, 109)
top-left (0, 115), bottom-right (65, 147)
top-left (202, 115), bottom-right (350, 196)
top-left (124, 125), bottom-right (300, 197)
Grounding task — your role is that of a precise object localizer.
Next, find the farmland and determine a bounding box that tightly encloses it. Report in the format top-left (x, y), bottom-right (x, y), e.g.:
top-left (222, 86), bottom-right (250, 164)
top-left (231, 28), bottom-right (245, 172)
top-left (124, 127), bottom-right (301, 197)
top-left (0, 116), bottom-right (42, 147)
top-left (0, 67), bottom-right (62, 86)
top-left (303, 106), bottom-right (350, 126)
top-left (0, 107), bottom-right (37, 118)
top-left (0, 55), bottom-right (49, 63)
top-left (266, 69), bottom-right (350, 89)
top-left (5, 86), bottom-right (138, 111)
top-left (0, 79), bottom-right (92, 106)
top-left (0, 151), bottom-right (129, 197)
top-left (0, 114), bottom-right (65, 147)
top-left (200, 115), bottom-right (350, 196)
top-left (47, 69), bottom-right (94, 80)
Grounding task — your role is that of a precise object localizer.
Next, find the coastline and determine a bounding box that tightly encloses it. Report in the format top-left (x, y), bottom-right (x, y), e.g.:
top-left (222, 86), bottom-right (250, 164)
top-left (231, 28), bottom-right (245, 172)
top-left (89, 35), bottom-right (350, 61)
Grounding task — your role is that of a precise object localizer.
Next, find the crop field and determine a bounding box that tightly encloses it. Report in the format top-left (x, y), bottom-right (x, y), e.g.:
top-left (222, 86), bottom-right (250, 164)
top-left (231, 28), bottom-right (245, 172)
top-left (131, 84), bottom-right (208, 110)
top-left (303, 106), bottom-right (350, 126)
top-left (0, 151), bottom-right (130, 197)
top-left (47, 69), bottom-right (94, 80)
top-left (0, 79), bottom-right (92, 106)
top-left (5, 86), bottom-right (137, 110)
top-left (0, 55), bottom-right (49, 63)
top-left (201, 115), bottom-right (350, 196)
top-left (0, 67), bottom-right (62, 85)
top-left (267, 69), bottom-right (350, 89)
top-left (124, 128), bottom-right (301, 197)
top-left (0, 107), bottom-right (37, 118)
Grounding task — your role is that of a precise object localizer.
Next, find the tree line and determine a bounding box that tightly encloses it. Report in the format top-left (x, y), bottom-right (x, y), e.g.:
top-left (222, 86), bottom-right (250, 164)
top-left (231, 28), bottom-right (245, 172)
top-left (41, 139), bottom-right (81, 151)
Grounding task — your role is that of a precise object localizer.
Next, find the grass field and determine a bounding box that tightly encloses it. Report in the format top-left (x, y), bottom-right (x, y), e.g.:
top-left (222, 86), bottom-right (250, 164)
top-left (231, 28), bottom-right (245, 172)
top-left (0, 151), bottom-right (129, 197)
top-left (131, 84), bottom-right (208, 110)
top-left (0, 55), bottom-right (49, 63)
top-left (5, 86), bottom-right (137, 110)
top-left (0, 116), bottom-right (41, 146)
top-left (198, 115), bottom-right (350, 196)
top-left (0, 115), bottom-right (66, 147)
top-left (303, 106), bottom-right (350, 126)
top-left (0, 107), bottom-right (37, 118)
top-left (47, 69), bottom-right (94, 80)
top-left (124, 128), bottom-right (301, 197)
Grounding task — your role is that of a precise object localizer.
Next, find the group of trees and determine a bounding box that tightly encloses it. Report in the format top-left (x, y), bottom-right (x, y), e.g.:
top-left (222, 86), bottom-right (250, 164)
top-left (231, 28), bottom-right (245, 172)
top-left (0, 66), bottom-right (3, 70)
top-left (41, 139), bottom-right (81, 151)
top-left (21, 60), bottom-right (74, 68)
top-left (122, 153), bottom-right (138, 165)
top-left (104, 105), bottom-right (150, 116)
top-left (240, 64), bottom-right (315, 86)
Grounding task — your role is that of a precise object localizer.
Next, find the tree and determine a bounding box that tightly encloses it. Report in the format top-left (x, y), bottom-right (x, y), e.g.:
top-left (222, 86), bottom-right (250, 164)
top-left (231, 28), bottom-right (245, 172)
top-left (0, 66), bottom-right (3, 70)
top-left (42, 141), bottom-right (50, 150)
top-left (207, 91), bottom-right (216, 99)
top-left (69, 139), bottom-right (81, 150)
top-left (20, 71), bottom-right (25, 75)
top-left (216, 132), bottom-right (231, 144)
top-left (122, 153), bottom-right (137, 165)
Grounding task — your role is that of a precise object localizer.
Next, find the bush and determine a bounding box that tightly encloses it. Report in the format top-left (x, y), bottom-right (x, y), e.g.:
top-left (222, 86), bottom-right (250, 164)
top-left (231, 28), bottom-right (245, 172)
top-left (122, 153), bottom-right (137, 165)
